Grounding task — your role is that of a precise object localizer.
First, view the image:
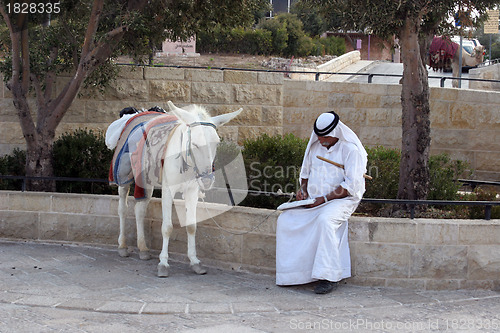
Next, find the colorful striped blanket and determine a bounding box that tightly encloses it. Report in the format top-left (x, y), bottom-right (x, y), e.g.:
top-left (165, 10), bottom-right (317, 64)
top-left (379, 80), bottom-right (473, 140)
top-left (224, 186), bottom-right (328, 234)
top-left (429, 36), bottom-right (458, 71)
top-left (109, 111), bottom-right (179, 199)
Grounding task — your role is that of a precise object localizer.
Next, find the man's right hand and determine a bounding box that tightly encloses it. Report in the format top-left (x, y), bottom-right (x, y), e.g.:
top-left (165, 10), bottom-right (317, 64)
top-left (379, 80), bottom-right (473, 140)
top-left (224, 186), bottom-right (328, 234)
top-left (296, 189), bottom-right (308, 201)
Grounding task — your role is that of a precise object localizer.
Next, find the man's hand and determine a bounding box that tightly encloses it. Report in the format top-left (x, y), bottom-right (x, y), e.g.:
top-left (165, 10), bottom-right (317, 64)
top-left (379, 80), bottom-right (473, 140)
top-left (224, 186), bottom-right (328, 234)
top-left (305, 196), bottom-right (326, 208)
top-left (296, 189), bottom-right (308, 201)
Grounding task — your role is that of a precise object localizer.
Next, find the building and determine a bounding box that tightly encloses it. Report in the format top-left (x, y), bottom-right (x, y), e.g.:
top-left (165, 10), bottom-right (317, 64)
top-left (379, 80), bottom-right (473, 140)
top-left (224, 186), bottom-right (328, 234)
top-left (268, 0), bottom-right (298, 17)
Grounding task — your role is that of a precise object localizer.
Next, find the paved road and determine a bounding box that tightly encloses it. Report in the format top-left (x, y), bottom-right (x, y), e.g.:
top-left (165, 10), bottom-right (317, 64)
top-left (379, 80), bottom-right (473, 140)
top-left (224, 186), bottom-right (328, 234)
top-left (342, 61), bottom-right (469, 89)
top-left (1, 240), bottom-right (499, 332)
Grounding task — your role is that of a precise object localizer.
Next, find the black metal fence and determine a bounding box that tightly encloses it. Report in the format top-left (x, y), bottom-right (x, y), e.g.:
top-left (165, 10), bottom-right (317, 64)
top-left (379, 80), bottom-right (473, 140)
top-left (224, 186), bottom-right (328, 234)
top-left (116, 63), bottom-right (500, 88)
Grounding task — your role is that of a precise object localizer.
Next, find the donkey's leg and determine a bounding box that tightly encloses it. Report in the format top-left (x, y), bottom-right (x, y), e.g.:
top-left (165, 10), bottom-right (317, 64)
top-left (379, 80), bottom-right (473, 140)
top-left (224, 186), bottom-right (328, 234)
top-left (158, 186), bottom-right (174, 277)
top-left (118, 184), bottom-right (130, 257)
top-left (184, 184), bottom-right (207, 275)
top-left (135, 187), bottom-right (154, 260)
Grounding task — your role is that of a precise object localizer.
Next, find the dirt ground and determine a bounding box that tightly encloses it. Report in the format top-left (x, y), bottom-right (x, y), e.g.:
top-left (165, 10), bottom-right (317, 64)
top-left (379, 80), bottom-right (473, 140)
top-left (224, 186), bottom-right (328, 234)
top-left (154, 53), bottom-right (271, 69)
top-left (117, 53), bottom-right (336, 70)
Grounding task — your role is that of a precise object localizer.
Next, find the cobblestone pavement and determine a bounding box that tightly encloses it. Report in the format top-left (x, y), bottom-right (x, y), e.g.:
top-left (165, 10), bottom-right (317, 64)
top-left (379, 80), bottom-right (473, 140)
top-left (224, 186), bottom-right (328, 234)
top-left (1, 239), bottom-right (499, 332)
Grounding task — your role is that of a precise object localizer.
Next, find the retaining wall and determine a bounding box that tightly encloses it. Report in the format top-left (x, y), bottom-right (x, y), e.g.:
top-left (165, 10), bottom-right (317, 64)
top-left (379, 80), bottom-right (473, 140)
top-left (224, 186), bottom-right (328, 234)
top-left (1, 66), bottom-right (499, 179)
top-left (1, 191), bottom-right (499, 291)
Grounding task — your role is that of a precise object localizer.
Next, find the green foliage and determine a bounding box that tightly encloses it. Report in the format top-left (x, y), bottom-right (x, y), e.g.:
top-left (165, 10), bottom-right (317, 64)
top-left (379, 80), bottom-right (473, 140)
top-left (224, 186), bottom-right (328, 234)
top-left (457, 188), bottom-right (500, 219)
top-left (240, 133), bottom-right (308, 209)
top-left (364, 146), bottom-right (400, 199)
top-left (428, 153), bottom-right (470, 201)
top-left (52, 129), bottom-right (114, 194)
top-left (0, 148), bottom-right (26, 190)
top-left (198, 13), bottom-right (346, 56)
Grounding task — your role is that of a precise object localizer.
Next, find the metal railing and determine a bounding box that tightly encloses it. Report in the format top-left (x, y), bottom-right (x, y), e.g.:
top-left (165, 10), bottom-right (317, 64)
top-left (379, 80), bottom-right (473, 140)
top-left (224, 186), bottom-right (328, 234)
top-left (116, 62), bottom-right (500, 88)
top-left (1, 175), bottom-right (498, 220)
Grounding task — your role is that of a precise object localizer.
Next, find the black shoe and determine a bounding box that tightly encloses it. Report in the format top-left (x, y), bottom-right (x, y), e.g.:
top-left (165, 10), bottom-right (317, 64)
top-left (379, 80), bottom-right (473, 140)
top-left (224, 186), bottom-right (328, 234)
top-left (314, 280), bottom-right (337, 294)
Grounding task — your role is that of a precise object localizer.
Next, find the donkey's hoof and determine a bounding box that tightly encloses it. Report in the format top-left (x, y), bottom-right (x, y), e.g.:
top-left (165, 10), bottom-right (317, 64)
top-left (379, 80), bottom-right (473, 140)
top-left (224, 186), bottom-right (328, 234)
top-left (139, 251), bottom-right (151, 260)
top-left (118, 248), bottom-right (129, 257)
top-left (157, 264), bottom-right (170, 278)
top-left (191, 263), bottom-right (207, 275)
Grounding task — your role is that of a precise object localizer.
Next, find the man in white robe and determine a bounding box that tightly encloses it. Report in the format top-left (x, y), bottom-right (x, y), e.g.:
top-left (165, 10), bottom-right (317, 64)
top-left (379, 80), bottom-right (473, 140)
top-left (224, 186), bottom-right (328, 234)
top-left (276, 111), bottom-right (367, 294)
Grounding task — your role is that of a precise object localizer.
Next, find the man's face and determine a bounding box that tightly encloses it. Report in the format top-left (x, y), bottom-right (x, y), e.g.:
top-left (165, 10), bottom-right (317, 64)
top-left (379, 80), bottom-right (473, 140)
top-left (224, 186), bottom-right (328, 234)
top-left (318, 136), bottom-right (339, 148)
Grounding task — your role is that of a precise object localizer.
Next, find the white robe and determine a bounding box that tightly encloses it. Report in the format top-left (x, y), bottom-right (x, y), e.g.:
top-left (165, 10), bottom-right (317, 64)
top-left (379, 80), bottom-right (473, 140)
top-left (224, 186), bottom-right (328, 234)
top-left (276, 140), bottom-right (365, 285)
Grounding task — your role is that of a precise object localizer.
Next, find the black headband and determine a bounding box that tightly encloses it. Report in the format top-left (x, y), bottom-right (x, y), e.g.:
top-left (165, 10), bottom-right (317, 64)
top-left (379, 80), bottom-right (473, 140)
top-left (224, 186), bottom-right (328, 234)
top-left (313, 111), bottom-right (339, 136)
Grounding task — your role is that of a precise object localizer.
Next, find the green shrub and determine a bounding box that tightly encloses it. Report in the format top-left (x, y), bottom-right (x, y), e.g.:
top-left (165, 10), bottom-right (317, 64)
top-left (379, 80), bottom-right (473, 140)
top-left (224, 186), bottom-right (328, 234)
top-left (240, 133), bottom-right (308, 209)
top-left (364, 146), bottom-right (400, 199)
top-left (52, 129), bottom-right (114, 194)
top-left (428, 153), bottom-right (470, 201)
top-left (0, 148), bottom-right (26, 190)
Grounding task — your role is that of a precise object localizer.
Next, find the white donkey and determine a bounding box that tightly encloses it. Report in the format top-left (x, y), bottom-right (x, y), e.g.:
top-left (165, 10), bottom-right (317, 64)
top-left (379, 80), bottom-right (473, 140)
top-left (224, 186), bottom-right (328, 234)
top-left (107, 101), bottom-right (242, 277)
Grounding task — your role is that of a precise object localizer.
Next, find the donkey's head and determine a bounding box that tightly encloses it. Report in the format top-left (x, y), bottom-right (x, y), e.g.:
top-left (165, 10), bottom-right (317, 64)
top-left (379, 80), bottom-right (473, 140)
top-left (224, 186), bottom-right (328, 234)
top-left (167, 101), bottom-right (242, 190)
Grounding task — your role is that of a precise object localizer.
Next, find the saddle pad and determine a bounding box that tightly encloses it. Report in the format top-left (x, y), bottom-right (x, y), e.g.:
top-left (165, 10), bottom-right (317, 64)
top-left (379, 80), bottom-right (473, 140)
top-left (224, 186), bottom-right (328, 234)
top-left (109, 112), bottom-right (179, 199)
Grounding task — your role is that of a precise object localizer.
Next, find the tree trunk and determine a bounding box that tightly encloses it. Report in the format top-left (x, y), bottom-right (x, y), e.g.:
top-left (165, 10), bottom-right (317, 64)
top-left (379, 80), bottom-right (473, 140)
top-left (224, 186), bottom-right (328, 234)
top-left (397, 18), bottom-right (431, 201)
top-left (25, 136), bottom-right (56, 192)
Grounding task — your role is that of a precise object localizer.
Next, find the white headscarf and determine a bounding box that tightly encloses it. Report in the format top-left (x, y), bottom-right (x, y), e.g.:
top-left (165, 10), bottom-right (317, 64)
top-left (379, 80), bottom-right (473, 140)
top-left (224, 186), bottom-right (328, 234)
top-left (300, 112), bottom-right (368, 179)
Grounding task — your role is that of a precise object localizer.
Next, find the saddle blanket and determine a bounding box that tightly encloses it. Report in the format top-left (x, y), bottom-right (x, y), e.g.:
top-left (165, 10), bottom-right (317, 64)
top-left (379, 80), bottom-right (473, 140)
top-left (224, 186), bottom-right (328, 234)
top-left (429, 36), bottom-right (458, 71)
top-left (108, 111), bottom-right (179, 199)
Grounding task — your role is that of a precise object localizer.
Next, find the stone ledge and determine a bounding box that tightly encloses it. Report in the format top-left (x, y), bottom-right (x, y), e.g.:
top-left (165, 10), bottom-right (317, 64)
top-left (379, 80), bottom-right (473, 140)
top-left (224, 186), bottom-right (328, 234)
top-left (0, 191), bottom-right (499, 290)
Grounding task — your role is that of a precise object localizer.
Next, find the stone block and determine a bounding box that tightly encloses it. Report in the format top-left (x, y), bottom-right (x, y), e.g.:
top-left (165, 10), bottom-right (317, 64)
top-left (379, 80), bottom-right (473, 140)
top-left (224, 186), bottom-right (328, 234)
top-left (365, 108), bottom-right (394, 127)
top-left (380, 95), bottom-right (401, 109)
top-left (258, 72), bottom-right (283, 85)
top-left (241, 233), bottom-right (276, 268)
top-left (224, 71), bottom-right (258, 84)
top-left (39, 213), bottom-right (68, 241)
top-left (0, 211), bottom-right (39, 239)
top-left (149, 81), bottom-right (190, 102)
top-left (416, 221), bottom-right (459, 245)
top-left (410, 245), bottom-right (468, 279)
top-left (475, 152), bottom-right (500, 172)
top-left (449, 103), bottom-right (476, 129)
top-left (429, 87), bottom-right (459, 101)
top-left (102, 80), bottom-right (149, 102)
top-left (467, 245), bottom-right (500, 280)
top-left (335, 108), bottom-right (367, 127)
top-left (191, 82), bottom-right (232, 104)
top-left (238, 126), bottom-right (282, 142)
top-left (0, 122), bottom-right (24, 144)
top-left (368, 220), bottom-right (417, 244)
top-left (430, 129), bottom-right (473, 150)
top-left (477, 108), bottom-right (500, 130)
top-left (347, 218), bottom-right (369, 241)
top-left (95, 216), bottom-right (121, 245)
top-left (189, 226), bottom-right (243, 263)
top-left (186, 69), bottom-right (224, 82)
top-left (459, 223), bottom-right (499, 244)
top-left (144, 67), bottom-right (184, 80)
top-left (8, 192), bottom-right (51, 212)
top-left (352, 242), bottom-right (410, 278)
top-left (429, 101), bottom-right (450, 129)
top-left (226, 105), bottom-right (262, 126)
top-left (85, 101), bottom-right (135, 123)
top-left (262, 106), bottom-right (283, 127)
top-left (352, 93), bottom-right (381, 109)
top-left (235, 85), bottom-right (282, 106)
top-left (117, 66), bottom-right (144, 79)
top-left (359, 126), bottom-right (401, 148)
top-left (0, 98), bottom-right (17, 122)
top-left (327, 93), bottom-right (354, 108)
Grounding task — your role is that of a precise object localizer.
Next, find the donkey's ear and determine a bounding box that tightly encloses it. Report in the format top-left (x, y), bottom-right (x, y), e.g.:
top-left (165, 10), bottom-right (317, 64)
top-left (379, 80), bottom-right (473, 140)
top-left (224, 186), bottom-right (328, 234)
top-left (167, 101), bottom-right (196, 124)
top-left (212, 108), bottom-right (243, 128)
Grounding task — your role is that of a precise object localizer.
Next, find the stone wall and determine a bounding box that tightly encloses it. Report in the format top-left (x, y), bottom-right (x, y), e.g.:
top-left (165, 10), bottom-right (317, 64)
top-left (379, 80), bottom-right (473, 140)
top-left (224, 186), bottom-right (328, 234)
top-left (1, 66), bottom-right (500, 179)
top-left (1, 191), bottom-right (499, 290)
top-left (469, 64), bottom-right (500, 91)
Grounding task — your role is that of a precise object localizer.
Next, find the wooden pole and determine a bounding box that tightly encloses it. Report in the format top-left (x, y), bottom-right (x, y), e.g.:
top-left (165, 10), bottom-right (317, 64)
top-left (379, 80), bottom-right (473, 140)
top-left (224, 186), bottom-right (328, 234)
top-left (316, 155), bottom-right (373, 180)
